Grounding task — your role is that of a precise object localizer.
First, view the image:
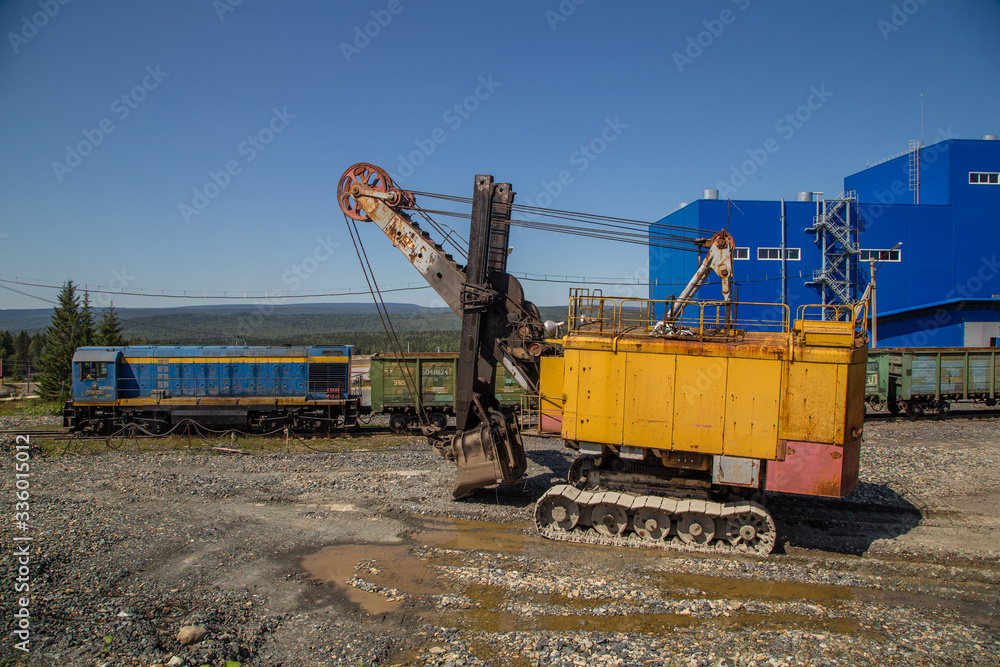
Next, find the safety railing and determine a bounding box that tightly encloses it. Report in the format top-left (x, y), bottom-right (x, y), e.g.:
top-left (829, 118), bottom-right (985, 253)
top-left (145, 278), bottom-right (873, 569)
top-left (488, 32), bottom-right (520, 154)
top-left (518, 392), bottom-right (564, 436)
top-left (568, 291), bottom-right (792, 342)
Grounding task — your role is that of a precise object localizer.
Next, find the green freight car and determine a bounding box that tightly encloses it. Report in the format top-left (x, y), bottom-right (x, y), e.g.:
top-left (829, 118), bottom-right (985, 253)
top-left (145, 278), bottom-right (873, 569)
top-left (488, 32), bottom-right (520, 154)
top-left (369, 353), bottom-right (525, 432)
top-left (864, 347), bottom-right (999, 417)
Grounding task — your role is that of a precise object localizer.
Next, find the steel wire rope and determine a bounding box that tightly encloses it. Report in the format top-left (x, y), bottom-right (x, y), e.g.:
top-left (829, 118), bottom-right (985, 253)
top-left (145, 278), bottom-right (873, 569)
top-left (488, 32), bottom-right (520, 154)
top-left (410, 207), bottom-right (705, 253)
top-left (344, 214), bottom-right (431, 429)
top-left (409, 189), bottom-right (710, 236)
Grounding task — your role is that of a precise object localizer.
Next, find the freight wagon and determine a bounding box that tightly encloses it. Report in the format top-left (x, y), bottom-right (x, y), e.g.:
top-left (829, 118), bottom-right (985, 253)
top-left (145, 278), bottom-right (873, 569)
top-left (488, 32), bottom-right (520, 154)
top-left (65, 345), bottom-right (358, 433)
top-left (865, 347), bottom-right (999, 417)
top-left (369, 352), bottom-right (525, 432)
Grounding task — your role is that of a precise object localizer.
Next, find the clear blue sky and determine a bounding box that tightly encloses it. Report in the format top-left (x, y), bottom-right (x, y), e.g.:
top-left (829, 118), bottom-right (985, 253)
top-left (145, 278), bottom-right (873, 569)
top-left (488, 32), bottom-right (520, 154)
top-left (1, 0), bottom-right (998, 313)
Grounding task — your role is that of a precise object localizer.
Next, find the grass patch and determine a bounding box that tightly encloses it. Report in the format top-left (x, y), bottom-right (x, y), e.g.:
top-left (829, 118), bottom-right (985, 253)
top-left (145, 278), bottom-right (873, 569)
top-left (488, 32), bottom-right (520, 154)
top-left (0, 398), bottom-right (62, 417)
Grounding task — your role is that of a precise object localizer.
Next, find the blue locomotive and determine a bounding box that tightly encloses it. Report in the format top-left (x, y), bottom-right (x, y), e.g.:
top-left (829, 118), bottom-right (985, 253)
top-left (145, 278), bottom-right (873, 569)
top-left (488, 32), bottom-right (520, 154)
top-left (65, 345), bottom-right (358, 434)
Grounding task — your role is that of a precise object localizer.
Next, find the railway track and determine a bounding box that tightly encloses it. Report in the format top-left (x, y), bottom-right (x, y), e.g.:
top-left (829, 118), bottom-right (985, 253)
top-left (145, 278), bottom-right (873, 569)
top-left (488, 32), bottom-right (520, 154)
top-left (3, 406), bottom-right (1000, 441)
top-left (0, 425), bottom-right (400, 441)
top-left (865, 407), bottom-right (1000, 421)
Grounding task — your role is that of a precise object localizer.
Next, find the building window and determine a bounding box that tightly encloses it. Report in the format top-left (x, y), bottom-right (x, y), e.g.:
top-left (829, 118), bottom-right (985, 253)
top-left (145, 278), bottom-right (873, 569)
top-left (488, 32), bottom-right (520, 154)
top-left (859, 249), bottom-right (901, 262)
top-left (733, 247), bottom-right (749, 260)
top-left (969, 172), bottom-right (999, 184)
top-left (757, 247), bottom-right (800, 261)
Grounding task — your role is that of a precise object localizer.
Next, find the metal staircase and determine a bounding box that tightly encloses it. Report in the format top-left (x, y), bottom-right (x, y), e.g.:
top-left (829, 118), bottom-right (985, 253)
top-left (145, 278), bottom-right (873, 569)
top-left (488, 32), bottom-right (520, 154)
top-left (805, 191), bottom-right (864, 319)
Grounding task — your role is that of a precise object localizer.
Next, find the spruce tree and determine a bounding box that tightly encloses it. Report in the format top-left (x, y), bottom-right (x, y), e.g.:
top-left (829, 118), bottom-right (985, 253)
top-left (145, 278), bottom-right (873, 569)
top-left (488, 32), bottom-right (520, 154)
top-left (12, 331), bottom-right (31, 381)
top-left (97, 304), bottom-right (126, 347)
top-left (79, 291), bottom-right (96, 347)
top-left (38, 281), bottom-right (82, 402)
top-left (0, 330), bottom-right (12, 377)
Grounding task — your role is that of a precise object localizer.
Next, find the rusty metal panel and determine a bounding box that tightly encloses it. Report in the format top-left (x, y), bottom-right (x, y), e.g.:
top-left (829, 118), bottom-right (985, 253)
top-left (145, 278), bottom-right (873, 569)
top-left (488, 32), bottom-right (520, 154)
top-left (622, 350), bottom-right (676, 448)
top-left (560, 350), bottom-right (581, 441)
top-left (571, 347), bottom-right (626, 445)
top-left (722, 357), bottom-right (781, 459)
top-left (712, 455), bottom-right (761, 488)
top-left (671, 354), bottom-right (725, 454)
top-left (780, 360), bottom-right (839, 443)
top-left (539, 356), bottom-right (565, 434)
top-left (765, 439), bottom-right (860, 497)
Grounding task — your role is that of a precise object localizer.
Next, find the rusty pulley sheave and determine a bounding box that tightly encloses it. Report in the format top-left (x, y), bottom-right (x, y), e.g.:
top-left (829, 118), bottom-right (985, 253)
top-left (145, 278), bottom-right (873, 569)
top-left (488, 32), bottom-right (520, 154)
top-left (338, 163), bottom-right (415, 221)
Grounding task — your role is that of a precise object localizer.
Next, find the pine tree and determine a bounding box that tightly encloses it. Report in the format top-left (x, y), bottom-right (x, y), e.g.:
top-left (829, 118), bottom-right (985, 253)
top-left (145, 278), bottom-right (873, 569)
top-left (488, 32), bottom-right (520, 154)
top-left (97, 303), bottom-right (126, 347)
top-left (79, 291), bottom-right (96, 347)
top-left (38, 281), bottom-right (83, 402)
top-left (0, 330), bottom-right (12, 377)
top-left (12, 330), bottom-right (31, 382)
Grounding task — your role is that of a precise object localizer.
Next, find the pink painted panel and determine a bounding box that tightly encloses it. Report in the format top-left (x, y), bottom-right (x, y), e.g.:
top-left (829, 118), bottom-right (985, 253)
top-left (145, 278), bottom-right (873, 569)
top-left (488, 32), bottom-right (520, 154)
top-left (766, 439), bottom-right (860, 498)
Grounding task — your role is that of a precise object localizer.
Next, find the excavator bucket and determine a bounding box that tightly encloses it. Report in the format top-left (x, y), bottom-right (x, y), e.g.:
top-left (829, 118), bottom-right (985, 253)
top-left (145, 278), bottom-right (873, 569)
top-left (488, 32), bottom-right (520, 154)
top-left (450, 410), bottom-right (527, 498)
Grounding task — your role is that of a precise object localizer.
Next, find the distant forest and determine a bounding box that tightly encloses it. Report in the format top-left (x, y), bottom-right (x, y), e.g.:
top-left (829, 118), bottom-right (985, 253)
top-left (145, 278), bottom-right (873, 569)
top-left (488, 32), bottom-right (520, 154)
top-left (1, 303), bottom-right (570, 359)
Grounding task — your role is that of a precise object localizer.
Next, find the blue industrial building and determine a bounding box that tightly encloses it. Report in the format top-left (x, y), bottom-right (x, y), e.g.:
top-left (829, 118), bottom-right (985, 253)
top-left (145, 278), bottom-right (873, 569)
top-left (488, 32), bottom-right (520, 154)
top-left (650, 135), bottom-right (1000, 347)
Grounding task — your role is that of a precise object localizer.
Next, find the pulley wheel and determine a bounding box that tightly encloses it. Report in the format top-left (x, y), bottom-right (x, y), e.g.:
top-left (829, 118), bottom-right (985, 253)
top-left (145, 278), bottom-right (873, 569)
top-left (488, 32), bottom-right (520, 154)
top-left (338, 162), bottom-right (392, 221)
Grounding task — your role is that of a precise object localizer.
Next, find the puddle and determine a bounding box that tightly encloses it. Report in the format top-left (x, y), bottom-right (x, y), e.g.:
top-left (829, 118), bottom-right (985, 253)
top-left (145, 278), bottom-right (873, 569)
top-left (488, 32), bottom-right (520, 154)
top-left (303, 515), bottom-right (993, 636)
top-left (302, 543), bottom-right (439, 615)
top-left (656, 571), bottom-right (854, 604)
top-left (413, 516), bottom-right (537, 552)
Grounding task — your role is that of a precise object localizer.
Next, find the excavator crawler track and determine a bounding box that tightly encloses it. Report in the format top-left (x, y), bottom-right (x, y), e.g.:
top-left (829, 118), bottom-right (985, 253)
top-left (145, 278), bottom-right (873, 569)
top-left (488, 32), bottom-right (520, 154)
top-left (534, 484), bottom-right (776, 556)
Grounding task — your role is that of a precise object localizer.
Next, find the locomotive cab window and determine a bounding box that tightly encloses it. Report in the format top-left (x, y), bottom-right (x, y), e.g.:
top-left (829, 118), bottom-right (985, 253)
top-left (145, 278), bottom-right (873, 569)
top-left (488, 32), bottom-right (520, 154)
top-left (80, 362), bottom-right (108, 380)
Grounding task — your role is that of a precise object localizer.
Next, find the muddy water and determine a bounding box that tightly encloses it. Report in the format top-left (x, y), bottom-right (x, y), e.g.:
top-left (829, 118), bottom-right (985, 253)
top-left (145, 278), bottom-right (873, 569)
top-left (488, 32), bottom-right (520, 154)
top-left (412, 516), bottom-right (537, 551)
top-left (302, 515), bottom-right (988, 635)
top-left (302, 543), bottom-right (438, 614)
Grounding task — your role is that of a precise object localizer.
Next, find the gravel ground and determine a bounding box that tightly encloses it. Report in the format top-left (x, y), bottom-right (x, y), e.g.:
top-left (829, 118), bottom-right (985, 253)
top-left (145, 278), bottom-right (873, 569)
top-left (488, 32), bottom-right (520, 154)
top-left (1, 414), bottom-right (998, 666)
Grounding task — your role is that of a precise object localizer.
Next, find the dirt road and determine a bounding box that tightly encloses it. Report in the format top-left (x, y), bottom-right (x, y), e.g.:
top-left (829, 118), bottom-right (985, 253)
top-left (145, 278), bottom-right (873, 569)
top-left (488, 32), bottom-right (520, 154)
top-left (1, 416), bottom-right (998, 666)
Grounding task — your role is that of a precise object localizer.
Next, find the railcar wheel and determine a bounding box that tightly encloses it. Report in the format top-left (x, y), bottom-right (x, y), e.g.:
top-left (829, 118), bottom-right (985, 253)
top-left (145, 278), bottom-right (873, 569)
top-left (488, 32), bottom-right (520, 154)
top-left (905, 401), bottom-right (924, 419)
top-left (429, 412), bottom-right (448, 430)
top-left (591, 503), bottom-right (628, 536)
top-left (536, 496), bottom-right (580, 533)
top-left (633, 508), bottom-right (672, 542)
top-left (389, 413), bottom-right (409, 433)
top-left (938, 401), bottom-right (951, 415)
top-left (676, 512), bottom-right (716, 545)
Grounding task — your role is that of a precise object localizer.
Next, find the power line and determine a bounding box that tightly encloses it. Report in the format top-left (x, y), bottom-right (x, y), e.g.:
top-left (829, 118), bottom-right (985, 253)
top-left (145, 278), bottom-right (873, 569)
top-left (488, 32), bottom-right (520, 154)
top-left (0, 275), bottom-right (431, 300)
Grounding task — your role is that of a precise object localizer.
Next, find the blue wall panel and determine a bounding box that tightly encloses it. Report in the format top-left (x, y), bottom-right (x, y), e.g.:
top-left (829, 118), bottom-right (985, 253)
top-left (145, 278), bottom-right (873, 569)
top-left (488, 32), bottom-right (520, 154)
top-left (650, 138), bottom-right (1000, 346)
